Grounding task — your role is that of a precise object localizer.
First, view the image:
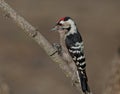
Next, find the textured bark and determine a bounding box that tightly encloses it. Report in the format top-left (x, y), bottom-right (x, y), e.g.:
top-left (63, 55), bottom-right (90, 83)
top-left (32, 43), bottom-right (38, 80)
top-left (0, 0), bottom-right (86, 94)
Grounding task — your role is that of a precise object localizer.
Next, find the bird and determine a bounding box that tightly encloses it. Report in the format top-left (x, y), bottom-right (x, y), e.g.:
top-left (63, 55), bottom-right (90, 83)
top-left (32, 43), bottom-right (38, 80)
top-left (51, 16), bottom-right (90, 94)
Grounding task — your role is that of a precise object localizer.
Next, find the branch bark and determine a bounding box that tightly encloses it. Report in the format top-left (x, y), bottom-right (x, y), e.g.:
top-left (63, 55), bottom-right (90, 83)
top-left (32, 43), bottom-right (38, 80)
top-left (0, 0), bottom-right (84, 94)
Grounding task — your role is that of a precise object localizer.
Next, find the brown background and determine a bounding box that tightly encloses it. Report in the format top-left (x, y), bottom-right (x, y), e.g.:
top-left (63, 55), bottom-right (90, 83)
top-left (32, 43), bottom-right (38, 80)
top-left (0, 0), bottom-right (120, 94)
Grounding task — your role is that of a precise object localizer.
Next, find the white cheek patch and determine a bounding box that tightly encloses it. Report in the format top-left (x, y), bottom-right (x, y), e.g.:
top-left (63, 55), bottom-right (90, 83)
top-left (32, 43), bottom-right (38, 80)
top-left (65, 19), bottom-right (77, 36)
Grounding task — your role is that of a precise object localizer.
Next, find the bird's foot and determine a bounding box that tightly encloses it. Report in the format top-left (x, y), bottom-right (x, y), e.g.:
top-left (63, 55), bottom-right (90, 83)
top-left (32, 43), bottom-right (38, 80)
top-left (52, 43), bottom-right (62, 55)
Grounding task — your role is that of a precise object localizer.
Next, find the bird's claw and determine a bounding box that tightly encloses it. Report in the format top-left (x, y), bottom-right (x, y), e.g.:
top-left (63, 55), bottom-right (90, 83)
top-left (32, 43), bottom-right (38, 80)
top-left (52, 43), bottom-right (62, 55)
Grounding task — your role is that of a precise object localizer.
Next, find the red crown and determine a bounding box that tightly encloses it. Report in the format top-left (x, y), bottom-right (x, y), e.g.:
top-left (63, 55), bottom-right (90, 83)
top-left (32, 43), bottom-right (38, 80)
top-left (57, 17), bottom-right (65, 23)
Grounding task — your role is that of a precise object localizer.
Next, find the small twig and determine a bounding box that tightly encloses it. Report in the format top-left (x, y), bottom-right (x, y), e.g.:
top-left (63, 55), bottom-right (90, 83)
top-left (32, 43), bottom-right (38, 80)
top-left (0, 0), bottom-right (84, 94)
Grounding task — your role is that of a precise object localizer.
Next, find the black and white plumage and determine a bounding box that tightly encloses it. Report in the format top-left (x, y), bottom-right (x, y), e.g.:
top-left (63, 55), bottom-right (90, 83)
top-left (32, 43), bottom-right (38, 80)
top-left (51, 17), bottom-right (90, 93)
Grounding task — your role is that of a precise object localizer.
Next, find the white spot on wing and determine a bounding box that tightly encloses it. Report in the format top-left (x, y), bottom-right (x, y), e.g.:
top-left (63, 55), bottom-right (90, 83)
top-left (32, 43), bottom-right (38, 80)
top-left (76, 62), bottom-right (80, 65)
top-left (78, 67), bottom-right (85, 70)
top-left (69, 49), bottom-right (72, 52)
top-left (80, 62), bottom-right (86, 66)
top-left (73, 56), bottom-right (76, 60)
top-left (69, 49), bottom-right (80, 54)
top-left (77, 56), bottom-right (85, 61)
top-left (71, 42), bottom-right (84, 50)
top-left (74, 50), bottom-right (80, 54)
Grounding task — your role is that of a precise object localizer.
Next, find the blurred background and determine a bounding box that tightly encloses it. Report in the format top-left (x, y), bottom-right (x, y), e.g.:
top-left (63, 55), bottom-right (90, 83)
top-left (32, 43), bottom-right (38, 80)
top-left (0, 0), bottom-right (120, 94)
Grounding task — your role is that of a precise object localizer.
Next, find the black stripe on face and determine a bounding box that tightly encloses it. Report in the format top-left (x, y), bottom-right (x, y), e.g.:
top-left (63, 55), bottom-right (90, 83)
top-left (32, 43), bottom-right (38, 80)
top-left (66, 26), bottom-right (71, 31)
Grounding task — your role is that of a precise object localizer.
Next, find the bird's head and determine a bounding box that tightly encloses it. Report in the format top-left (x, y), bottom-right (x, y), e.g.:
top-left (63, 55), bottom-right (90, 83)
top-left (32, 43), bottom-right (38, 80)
top-left (51, 17), bottom-right (77, 36)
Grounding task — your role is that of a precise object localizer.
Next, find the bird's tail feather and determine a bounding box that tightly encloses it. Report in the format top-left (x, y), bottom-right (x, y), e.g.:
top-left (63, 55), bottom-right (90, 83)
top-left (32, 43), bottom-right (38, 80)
top-left (79, 70), bottom-right (90, 93)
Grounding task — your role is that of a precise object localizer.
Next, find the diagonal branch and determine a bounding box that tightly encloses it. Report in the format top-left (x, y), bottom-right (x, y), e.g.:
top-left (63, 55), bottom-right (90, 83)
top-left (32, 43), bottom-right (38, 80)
top-left (0, 0), bottom-right (84, 94)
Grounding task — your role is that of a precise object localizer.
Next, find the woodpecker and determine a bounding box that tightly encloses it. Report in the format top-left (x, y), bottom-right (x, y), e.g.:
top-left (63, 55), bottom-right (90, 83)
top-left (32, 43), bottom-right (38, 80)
top-left (51, 17), bottom-right (90, 93)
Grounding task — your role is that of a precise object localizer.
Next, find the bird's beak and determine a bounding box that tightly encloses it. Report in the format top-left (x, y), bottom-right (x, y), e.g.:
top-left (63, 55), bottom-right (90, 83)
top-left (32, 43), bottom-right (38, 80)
top-left (51, 25), bottom-right (58, 32)
top-left (50, 25), bottom-right (63, 32)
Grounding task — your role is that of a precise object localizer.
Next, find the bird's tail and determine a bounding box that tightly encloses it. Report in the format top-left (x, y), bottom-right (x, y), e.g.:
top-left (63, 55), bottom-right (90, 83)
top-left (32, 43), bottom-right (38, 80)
top-left (78, 70), bottom-right (90, 94)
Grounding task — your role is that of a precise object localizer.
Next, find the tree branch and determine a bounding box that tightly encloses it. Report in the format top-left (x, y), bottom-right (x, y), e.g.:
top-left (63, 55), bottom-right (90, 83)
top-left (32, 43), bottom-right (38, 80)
top-left (0, 0), bottom-right (84, 94)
